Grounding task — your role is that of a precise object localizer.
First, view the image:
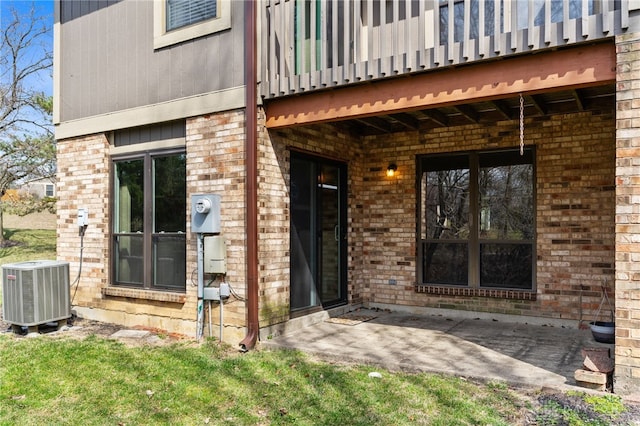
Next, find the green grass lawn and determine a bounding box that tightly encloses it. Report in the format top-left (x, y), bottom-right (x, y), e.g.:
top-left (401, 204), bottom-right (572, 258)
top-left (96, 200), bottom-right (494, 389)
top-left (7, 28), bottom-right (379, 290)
top-left (0, 337), bottom-right (529, 425)
top-left (0, 229), bottom-right (637, 425)
top-left (0, 336), bottom-right (636, 426)
top-left (0, 228), bottom-right (56, 265)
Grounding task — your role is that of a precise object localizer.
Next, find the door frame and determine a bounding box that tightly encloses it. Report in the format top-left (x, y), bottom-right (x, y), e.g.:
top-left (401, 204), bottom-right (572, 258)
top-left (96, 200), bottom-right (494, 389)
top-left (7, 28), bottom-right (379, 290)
top-left (289, 151), bottom-right (348, 316)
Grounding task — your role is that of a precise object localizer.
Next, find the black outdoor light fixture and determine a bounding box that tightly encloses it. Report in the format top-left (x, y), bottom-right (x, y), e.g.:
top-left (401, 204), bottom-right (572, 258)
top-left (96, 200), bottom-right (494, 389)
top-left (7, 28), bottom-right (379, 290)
top-left (386, 163), bottom-right (397, 177)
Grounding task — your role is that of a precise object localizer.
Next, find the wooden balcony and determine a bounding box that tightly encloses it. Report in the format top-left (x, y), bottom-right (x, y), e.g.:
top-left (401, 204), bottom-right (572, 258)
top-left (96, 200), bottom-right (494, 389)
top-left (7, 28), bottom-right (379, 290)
top-left (261, 0), bottom-right (630, 100)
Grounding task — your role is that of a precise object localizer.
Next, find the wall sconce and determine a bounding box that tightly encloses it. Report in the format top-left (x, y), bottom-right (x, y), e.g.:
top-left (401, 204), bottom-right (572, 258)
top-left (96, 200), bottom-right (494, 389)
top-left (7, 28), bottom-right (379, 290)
top-left (386, 163), bottom-right (397, 177)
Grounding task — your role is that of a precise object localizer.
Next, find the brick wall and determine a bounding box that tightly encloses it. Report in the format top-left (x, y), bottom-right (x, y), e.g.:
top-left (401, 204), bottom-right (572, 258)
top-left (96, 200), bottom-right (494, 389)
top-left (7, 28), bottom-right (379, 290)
top-left (57, 133), bottom-right (111, 310)
top-left (56, 109), bottom-right (250, 341)
top-left (260, 120), bottom-right (365, 327)
top-left (265, 110), bottom-right (615, 325)
top-left (615, 31), bottom-right (640, 397)
top-left (360, 112), bottom-right (615, 319)
top-left (186, 111), bottom-right (248, 341)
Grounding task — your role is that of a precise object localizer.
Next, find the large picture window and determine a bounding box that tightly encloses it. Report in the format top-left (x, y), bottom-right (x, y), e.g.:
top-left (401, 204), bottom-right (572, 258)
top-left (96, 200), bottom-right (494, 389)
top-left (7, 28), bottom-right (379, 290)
top-left (113, 151), bottom-right (187, 291)
top-left (418, 149), bottom-right (535, 290)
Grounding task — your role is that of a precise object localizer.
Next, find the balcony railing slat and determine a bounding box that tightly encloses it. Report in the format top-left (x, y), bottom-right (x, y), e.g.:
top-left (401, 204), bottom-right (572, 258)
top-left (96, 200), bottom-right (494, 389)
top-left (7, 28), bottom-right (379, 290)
top-left (545, 0), bottom-right (552, 44)
top-left (310, 0), bottom-right (318, 89)
top-left (478, 0), bottom-right (486, 58)
top-left (583, 0), bottom-right (591, 37)
top-left (433, 1), bottom-right (440, 65)
top-left (563, 0), bottom-right (572, 42)
top-left (266, 1), bottom-right (275, 97)
top-left (321, 0), bottom-right (328, 79)
top-left (493, 0), bottom-right (502, 54)
top-left (344, 0), bottom-right (351, 82)
top-left (331, 0), bottom-right (338, 84)
top-left (447, 0), bottom-right (454, 62)
top-left (527, 0), bottom-right (535, 48)
top-left (298, 0), bottom-right (307, 91)
top-left (509, 0), bottom-right (518, 51)
top-left (463, 0), bottom-right (471, 60)
top-left (391, 0), bottom-right (399, 73)
top-left (405, 0), bottom-right (413, 71)
top-left (262, 0), bottom-right (628, 101)
top-left (417, 0), bottom-right (426, 69)
top-left (380, 0), bottom-right (388, 76)
top-left (366, 0), bottom-right (374, 78)
top-left (604, 0), bottom-right (611, 35)
top-left (354, 0), bottom-right (364, 81)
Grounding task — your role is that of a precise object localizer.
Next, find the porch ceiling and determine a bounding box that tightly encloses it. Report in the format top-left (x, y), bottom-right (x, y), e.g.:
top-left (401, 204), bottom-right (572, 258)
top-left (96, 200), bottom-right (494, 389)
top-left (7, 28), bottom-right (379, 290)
top-left (330, 83), bottom-right (615, 136)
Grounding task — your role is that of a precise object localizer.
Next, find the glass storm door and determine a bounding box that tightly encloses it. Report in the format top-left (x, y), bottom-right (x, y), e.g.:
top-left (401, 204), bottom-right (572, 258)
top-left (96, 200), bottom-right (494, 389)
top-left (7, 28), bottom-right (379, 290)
top-left (290, 154), bottom-right (347, 314)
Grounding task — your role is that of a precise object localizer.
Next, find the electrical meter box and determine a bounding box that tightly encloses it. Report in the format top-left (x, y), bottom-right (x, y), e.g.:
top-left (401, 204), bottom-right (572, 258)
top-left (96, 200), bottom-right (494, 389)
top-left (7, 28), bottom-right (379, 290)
top-left (191, 194), bottom-right (221, 233)
top-left (204, 235), bottom-right (227, 274)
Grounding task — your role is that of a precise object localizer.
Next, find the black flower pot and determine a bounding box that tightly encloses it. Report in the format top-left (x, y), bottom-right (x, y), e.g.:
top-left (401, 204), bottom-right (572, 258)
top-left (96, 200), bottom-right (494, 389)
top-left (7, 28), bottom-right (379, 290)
top-left (590, 321), bottom-right (615, 344)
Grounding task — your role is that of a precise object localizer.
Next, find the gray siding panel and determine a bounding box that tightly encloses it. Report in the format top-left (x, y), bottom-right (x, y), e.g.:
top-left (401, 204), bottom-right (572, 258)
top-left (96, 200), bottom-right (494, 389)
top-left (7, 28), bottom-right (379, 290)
top-left (59, 0), bottom-right (245, 123)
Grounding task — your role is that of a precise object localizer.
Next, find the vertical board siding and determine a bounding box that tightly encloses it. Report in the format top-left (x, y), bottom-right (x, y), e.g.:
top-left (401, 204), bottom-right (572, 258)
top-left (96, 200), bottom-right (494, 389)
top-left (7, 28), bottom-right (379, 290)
top-left (59, 0), bottom-right (245, 123)
top-left (262, 0), bottom-right (628, 100)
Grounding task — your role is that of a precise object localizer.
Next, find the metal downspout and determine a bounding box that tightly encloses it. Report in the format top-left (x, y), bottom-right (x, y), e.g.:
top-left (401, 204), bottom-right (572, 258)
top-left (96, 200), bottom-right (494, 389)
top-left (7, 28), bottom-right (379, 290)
top-left (239, 0), bottom-right (259, 352)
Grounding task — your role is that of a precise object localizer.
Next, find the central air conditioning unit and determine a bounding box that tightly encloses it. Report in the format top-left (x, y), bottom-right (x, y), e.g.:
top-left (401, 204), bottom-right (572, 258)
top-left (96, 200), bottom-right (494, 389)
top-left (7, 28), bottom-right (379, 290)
top-left (2, 260), bottom-right (71, 327)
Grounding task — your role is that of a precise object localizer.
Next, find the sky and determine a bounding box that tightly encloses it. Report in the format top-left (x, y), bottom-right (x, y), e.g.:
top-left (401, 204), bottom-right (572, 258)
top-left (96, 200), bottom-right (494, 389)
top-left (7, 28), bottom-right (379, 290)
top-left (1, 0), bottom-right (54, 93)
top-left (1, 0), bottom-right (54, 137)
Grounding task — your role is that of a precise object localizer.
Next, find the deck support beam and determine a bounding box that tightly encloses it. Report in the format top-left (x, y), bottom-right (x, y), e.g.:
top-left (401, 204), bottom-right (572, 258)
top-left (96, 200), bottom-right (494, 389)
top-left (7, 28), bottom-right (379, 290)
top-left (265, 43), bottom-right (615, 129)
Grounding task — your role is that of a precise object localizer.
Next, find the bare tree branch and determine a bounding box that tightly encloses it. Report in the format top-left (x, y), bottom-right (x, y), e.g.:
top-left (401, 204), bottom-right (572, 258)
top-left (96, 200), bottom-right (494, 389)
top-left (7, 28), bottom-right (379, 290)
top-left (0, 5), bottom-right (53, 135)
top-left (0, 3), bottom-right (54, 243)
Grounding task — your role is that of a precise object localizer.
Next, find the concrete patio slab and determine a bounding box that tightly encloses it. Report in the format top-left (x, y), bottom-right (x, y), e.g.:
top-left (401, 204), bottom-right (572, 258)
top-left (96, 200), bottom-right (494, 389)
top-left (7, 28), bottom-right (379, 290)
top-left (261, 308), bottom-right (612, 390)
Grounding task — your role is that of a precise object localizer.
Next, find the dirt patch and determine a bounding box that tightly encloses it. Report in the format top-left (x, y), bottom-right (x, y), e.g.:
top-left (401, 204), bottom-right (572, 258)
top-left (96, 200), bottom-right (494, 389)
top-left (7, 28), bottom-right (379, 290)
top-left (0, 315), bottom-right (192, 348)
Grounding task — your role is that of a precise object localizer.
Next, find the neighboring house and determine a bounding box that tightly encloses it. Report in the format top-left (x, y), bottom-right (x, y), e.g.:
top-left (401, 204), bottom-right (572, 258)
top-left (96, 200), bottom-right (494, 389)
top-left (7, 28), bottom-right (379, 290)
top-left (20, 177), bottom-right (56, 199)
top-left (53, 0), bottom-right (640, 394)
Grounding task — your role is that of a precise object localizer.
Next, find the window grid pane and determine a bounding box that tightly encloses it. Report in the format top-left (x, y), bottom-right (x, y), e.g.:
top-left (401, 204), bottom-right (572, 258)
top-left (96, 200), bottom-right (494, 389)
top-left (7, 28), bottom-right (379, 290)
top-left (167, 0), bottom-right (217, 32)
top-left (153, 234), bottom-right (186, 290)
top-left (420, 149), bottom-right (534, 290)
top-left (113, 152), bottom-right (186, 291)
top-left (480, 243), bottom-right (533, 289)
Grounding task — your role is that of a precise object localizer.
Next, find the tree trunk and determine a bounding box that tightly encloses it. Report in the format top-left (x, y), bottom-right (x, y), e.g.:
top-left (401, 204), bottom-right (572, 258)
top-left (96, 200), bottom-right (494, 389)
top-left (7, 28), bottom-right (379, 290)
top-left (0, 204), bottom-right (5, 244)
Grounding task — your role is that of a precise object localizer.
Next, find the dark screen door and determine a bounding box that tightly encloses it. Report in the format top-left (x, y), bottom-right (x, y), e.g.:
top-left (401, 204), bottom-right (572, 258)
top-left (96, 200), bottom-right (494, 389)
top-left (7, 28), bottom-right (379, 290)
top-left (290, 154), bottom-right (347, 313)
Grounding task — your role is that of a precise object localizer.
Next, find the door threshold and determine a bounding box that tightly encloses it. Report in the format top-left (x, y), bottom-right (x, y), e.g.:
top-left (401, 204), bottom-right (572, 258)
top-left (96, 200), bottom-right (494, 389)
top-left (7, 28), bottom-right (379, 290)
top-left (259, 303), bottom-right (361, 341)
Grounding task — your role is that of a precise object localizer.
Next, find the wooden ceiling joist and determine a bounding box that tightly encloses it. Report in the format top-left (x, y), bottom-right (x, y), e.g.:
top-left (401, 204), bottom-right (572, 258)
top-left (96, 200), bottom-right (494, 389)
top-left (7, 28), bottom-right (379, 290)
top-left (454, 104), bottom-right (479, 123)
top-left (572, 89), bottom-right (585, 111)
top-left (489, 100), bottom-right (513, 120)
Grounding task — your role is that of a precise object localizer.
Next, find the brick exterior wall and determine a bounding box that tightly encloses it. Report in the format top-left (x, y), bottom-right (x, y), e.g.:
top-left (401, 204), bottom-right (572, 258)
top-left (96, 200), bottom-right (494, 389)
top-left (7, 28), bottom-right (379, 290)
top-left (263, 119), bottom-right (366, 324)
top-left (615, 31), bottom-right (640, 397)
top-left (57, 133), bottom-right (111, 310)
top-left (358, 113), bottom-right (615, 320)
top-left (56, 110), bottom-right (250, 342)
top-left (263, 110), bottom-right (615, 324)
top-left (57, 107), bottom-right (618, 360)
top-left (186, 111), bottom-right (248, 341)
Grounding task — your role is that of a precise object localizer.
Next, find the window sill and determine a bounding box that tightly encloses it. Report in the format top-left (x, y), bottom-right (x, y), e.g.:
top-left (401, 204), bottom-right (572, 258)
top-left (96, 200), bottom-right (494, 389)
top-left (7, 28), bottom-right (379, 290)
top-left (415, 285), bottom-right (536, 301)
top-left (102, 287), bottom-right (186, 304)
